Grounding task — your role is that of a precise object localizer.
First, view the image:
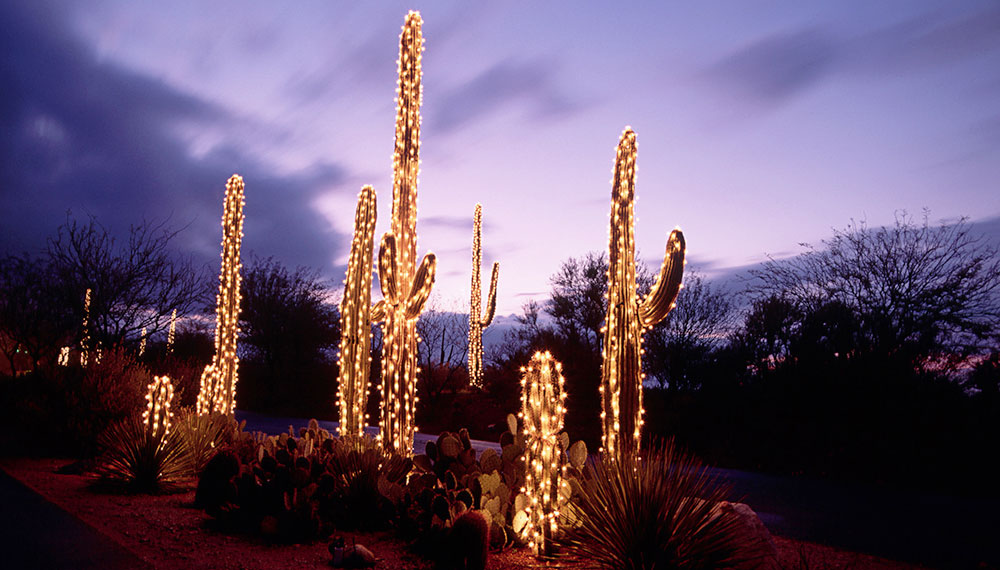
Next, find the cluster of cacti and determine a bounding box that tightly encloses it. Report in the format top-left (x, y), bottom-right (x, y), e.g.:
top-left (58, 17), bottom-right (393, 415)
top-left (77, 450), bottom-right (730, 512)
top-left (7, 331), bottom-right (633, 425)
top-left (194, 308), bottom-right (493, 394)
top-left (197, 174), bottom-right (246, 416)
top-left (375, 11), bottom-right (437, 456)
top-left (518, 351), bottom-right (570, 556)
top-left (336, 185), bottom-right (378, 437)
top-left (600, 128), bottom-right (685, 459)
top-left (468, 203), bottom-right (499, 389)
top-left (142, 375), bottom-right (174, 440)
top-left (196, 419), bottom-right (412, 541)
top-left (80, 287), bottom-right (91, 366)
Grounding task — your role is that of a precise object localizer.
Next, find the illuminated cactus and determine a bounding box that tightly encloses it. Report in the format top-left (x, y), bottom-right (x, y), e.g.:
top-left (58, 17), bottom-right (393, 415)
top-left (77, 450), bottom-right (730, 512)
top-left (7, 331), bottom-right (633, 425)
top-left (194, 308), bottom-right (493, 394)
top-left (167, 309), bottom-right (176, 353)
top-left (139, 327), bottom-right (147, 357)
top-left (143, 375), bottom-right (175, 440)
top-left (519, 351), bottom-right (569, 557)
top-left (337, 185), bottom-right (378, 438)
top-left (376, 11), bottom-right (437, 455)
top-left (600, 128), bottom-right (685, 459)
top-left (468, 203), bottom-right (499, 389)
top-left (197, 174), bottom-right (246, 416)
top-left (80, 287), bottom-right (91, 366)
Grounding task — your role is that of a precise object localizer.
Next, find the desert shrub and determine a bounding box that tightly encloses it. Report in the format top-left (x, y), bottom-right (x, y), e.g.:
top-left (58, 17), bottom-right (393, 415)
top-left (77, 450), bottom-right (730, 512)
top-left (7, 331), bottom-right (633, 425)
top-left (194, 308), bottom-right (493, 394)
top-left (559, 438), bottom-right (765, 570)
top-left (92, 413), bottom-right (190, 493)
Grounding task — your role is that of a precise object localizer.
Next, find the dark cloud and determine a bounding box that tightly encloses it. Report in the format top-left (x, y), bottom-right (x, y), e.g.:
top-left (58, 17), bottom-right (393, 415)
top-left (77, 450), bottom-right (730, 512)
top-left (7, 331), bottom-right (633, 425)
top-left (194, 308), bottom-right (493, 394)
top-left (702, 6), bottom-right (1000, 110)
top-left (429, 58), bottom-right (583, 133)
top-left (704, 29), bottom-right (837, 106)
top-left (0, 2), bottom-right (350, 274)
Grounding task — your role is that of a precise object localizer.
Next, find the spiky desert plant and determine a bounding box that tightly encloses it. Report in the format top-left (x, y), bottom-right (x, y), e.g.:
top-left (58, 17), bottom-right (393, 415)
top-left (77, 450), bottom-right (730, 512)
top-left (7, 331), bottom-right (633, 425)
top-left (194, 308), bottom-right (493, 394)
top-left (600, 128), bottom-right (685, 459)
top-left (559, 438), bottom-right (759, 570)
top-left (197, 174), bottom-right (246, 416)
top-left (468, 203), bottom-right (499, 389)
top-left (519, 351), bottom-right (569, 557)
top-left (173, 409), bottom-right (244, 476)
top-left (94, 376), bottom-right (188, 493)
top-left (337, 185), bottom-right (378, 437)
top-left (376, 11), bottom-right (437, 455)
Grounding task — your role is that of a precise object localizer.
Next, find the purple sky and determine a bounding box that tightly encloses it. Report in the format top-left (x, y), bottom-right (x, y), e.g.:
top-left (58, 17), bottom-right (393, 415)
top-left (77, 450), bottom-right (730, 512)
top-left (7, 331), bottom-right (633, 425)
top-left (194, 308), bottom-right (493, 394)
top-left (3, 1), bottom-right (999, 316)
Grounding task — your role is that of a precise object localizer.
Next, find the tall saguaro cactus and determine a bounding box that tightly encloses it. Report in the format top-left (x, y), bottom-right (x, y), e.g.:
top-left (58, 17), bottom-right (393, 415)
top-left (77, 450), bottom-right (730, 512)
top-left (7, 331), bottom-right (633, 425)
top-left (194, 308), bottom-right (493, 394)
top-left (468, 203), bottom-right (499, 389)
top-left (197, 174), bottom-right (246, 416)
top-left (600, 128), bottom-right (685, 459)
top-left (337, 185), bottom-right (378, 437)
top-left (377, 11), bottom-right (437, 455)
top-left (519, 351), bottom-right (569, 557)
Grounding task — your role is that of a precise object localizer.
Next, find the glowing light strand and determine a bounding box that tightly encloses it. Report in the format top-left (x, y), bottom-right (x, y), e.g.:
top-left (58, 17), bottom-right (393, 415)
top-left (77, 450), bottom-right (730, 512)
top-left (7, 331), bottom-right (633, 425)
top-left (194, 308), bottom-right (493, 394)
top-left (599, 128), bottom-right (685, 459)
top-left (167, 309), bottom-right (176, 354)
top-left (80, 288), bottom-right (91, 366)
top-left (139, 327), bottom-right (147, 357)
top-left (336, 185), bottom-right (378, 437)
top-left (375, 12), bottom-right (437, 456)
top-left (468, 203), bottom-right (499, 389)
top-left (518, 351), bottom-right (569, 557)
top-left (143, 375), bottom-right (175, 441)
top-left (197, 174), bottom-right (246, 416)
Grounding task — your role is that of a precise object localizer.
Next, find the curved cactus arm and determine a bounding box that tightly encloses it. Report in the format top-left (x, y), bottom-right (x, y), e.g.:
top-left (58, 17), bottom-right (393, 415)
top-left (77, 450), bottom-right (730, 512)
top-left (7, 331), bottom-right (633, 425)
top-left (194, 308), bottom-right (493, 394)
top-left (639, 229), bottom-right (686, 327)
top-left (378, 233), bottom-right (399, 304)
top-left (404, 252), bottom-right (437, 319)
top-left (372, 300), bottom-right (386, 322)
top-left (481, 262), bottom-right (499, 327)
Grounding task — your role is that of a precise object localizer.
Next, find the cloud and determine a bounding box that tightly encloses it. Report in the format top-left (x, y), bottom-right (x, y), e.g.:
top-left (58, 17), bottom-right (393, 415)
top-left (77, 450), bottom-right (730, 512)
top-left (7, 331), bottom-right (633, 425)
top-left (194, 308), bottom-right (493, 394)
top-left (703, 29), bottom-right (837, 107)
top-left (430, 58), bottom-right (584, 133)
top-left (0, 2), bottom-right (351, 274)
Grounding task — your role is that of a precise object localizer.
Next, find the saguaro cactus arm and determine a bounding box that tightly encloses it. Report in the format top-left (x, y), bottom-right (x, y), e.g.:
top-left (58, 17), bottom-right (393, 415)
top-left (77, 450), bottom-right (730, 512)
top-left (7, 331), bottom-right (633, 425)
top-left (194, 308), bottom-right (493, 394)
top-left (639, 229), bottom-right (685, 326)
top-left (482, 262), bottom-right (499, 327)
top-left (404, 253), bottom-right (437, 319)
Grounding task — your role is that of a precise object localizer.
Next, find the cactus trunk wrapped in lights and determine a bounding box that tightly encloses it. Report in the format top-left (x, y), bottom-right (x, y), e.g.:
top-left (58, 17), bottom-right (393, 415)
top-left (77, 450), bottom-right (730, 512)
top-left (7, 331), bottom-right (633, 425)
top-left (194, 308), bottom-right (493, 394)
top-left (197, 174), bottom-right (246, 416)
top-left (519, 351), bottom-right (568, 557)
top-left (600, 128), bottom-right (685, 459)
top-left (468, 203), bottom-right (499, 389)
top-left (143, 375), bottom-right (175, 440)
top-left (337, 185), bottom-right (378, 437)
top-left (376, 11), bottom-right (437, 456)
top-left (80, 288), bottom-right (91, 366)
top-left (167, 309), bottom-right (176, 353)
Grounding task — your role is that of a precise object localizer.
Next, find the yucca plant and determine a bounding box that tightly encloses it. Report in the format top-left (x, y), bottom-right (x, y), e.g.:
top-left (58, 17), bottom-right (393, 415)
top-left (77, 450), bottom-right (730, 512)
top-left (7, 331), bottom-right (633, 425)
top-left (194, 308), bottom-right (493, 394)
top-left (172, 409), bottom-right (244, 476)
top-left (559, 438), bottom-right (765, 570)
top-left (93, 413), bottom-right (190, 493)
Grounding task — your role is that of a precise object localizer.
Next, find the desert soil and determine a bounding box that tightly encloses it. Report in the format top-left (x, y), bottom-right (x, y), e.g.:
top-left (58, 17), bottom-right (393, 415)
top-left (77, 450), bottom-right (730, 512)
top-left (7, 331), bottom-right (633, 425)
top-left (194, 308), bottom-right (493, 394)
top-left (1, 458), bottom-right (928, 570)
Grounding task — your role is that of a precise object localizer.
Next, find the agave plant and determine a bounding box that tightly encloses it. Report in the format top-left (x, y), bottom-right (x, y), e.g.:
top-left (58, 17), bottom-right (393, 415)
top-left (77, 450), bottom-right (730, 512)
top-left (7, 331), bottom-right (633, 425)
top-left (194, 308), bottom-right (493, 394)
top-left (172, 409), bottom-right (244, 476)
top-left (93, 413), bottom-right (190, 493)
top-left (559, 438), bottom-right (765, 570)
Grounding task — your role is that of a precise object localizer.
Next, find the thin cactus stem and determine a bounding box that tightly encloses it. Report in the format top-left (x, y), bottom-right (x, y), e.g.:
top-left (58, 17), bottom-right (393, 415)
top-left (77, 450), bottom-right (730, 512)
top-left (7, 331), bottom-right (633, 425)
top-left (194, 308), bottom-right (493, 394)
top-left (600, 128), bottom-right (685, 459)
top-left (197, 174), bottom-right (245, 416)
top-left (377, 11), bottom-right (437, 456)
top-left (337, 185), bottom-right (378, 437)
top-left (143, 375), bottom-right (175, 440)
top-left (469, 203), bottom-right (499, 389)
top-left (519, 351), bottom-right (568, 558)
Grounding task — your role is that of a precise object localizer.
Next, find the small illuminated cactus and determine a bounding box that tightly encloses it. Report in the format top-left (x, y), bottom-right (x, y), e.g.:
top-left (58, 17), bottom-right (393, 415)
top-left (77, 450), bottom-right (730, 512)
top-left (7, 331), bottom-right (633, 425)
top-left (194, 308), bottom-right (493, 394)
top-left (337, 185), bottom-right (378, 438)
top-left (600, 128), bottom-right (685, 459)
top-left (519, 351), bottom-right (569, 557)
top-left (139, 327), bottom-right (147, 357)
top-left (376, 11), bottom-right (437, 456)
top-left (143, 375), bottom-right (175, 440)
top-left (468, 203), bottom-right (499, 389)
top-left (80, 288), bottom-right (91, 366)
top-left (197, 174), bottom-right (246, 416)
top-left (167, 309), bottom-right (177, 354)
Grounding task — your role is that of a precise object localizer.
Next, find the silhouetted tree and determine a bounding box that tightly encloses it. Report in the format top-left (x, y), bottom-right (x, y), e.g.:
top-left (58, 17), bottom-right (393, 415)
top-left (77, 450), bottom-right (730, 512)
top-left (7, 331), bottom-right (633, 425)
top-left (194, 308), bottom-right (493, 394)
top-left (417, 306), bottom-right (469, 404)
top-left (0, 253), bottom-right (75, 373)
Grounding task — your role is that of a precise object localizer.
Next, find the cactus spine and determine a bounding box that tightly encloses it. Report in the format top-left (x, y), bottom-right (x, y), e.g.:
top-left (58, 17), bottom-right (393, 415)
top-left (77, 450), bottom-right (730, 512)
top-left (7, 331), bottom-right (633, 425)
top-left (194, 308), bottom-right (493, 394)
top-left (600, 128), bottom-right (685, 459)
top-left (337, 185), bottom-right (378, 437)
top-left (519, 351), bottom-right (568, 557)
top-left (197, 174), bottom-right (246, 416)
top-left (468, 203), bottom-right (499, 389)
top-left (376, 11), bottom-right (437, 455)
